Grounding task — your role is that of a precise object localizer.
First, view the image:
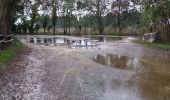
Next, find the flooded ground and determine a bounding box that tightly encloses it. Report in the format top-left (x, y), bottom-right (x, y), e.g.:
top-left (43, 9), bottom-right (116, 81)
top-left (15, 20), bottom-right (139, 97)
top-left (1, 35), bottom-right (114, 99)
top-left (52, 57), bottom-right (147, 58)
top-left (93, 53), bottom-right (170, 100)
top-left (94, 54), bottom-right (140, 70)
top-left (85, 35), bottom-right (124, 42)
top-left (0, 36), bottom-right (170, 100)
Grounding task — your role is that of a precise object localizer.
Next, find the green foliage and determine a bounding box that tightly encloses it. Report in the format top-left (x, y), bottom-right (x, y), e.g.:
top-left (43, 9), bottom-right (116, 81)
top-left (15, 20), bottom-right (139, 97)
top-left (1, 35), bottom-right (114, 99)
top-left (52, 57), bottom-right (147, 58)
top-left (29, 3), bottom-right (40, 33)
top-left (134, 39), bottom-right (170, 50)
top-left (150, 43), bottom-right (170, 49)
top-left (109, 32), bottom-right (122, 36)
top-left (143, 0), bottom-right (170, 33)
top-left (76, 1), bottom-right (86, 10)
top-left (11, 0), bottom-right (170, 38)
top-left (34, 23), bottom-right (41, 33)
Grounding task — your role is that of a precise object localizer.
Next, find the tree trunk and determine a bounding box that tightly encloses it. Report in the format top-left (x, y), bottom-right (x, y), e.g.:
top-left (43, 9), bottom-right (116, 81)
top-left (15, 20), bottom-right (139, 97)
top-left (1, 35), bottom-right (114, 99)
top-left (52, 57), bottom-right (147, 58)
top-left (0, 0), bottom-right (18, 49)
top-left (68, 18), bottom-right (71, 36)
top-left (63, 26), bottom-right (66, 35)
top-left (117, 13), bottom-right (122, 34)
top-left (53, 24), bottom-right (56, 34)
top-left (37, 29), bottom-right (38, 34)
top-left (68, 26), bottom-right (70, 36)
top-left (44, 28), bottom-right (46, 34)
top-left (96, 0), bottom-right (104, 35)
top-left (0, 0), bottom-right (8, 35)
top-left (85, 25), bottom-right (87, 35)
top-left (97, 12), bottom-right (104, 35)
top-left (90, 24), bottom-right (92, 35)
top-left (0, 0), bottom-right (18, 35)
top-left (65, 24), bottom-right (68, 35)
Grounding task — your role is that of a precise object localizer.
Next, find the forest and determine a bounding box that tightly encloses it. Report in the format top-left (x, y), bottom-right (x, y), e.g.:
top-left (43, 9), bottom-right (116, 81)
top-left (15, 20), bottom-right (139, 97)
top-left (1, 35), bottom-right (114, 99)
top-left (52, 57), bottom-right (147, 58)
top-left (0, 0), bottom-right (170, 41)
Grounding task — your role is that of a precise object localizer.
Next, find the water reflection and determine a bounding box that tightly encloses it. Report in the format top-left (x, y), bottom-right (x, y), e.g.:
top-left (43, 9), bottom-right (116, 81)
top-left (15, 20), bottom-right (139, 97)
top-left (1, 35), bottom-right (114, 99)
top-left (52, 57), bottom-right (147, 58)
top-left (94, 54), bottom-right (140, 70)
top-left (94, 54), bottom-right (170, 100)
top-left (29, 37), bottom-right (97, 48)
top-left (90, 36), bottom-right (123, 42)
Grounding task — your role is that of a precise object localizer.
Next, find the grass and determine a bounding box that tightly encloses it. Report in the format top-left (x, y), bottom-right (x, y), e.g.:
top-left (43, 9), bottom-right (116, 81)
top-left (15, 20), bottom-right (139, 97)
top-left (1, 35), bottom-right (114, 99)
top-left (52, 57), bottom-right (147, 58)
top-left (109, 32), bottom-right (122, 36)
top-left (0, 40), bottom-right (22, 68)
top-left (13, 40), bottom-right (22, 49)
top-left (134, 39), bottom-right (170, 50)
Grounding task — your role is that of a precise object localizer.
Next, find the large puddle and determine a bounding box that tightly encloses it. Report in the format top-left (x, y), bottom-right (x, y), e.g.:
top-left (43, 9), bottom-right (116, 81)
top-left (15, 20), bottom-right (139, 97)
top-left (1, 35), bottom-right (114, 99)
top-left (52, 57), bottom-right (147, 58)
top-left (29, 37), bottom-right (97, 47)
top-left (94, 54), bottom-right (141, 70)
top-left (94, 54), bottom-right (170, 100)
top-left (28, 36), bottom-right (125, 46)
top-left (90, 36), bottom-right (123, 42)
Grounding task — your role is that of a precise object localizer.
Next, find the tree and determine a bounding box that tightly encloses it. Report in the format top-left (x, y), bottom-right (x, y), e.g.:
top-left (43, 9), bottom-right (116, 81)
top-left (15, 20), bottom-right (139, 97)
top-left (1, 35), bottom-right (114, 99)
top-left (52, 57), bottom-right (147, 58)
top-left (51, 0), bottom-right (57, 34)
top-left (35, 23), bottom-right (40, 34)
top-left (47, 24), bottom-right (52, 34)
top-left (29, 3), bottom-right (39, 34)
top-left (112, 0), bottom-right (130, 34)
top-left (58, 0), bottom-right (75, 35)
top-left (22, 18), bottom-right (29, 34)
top-left (84, 0), bottom-right (107, 35)
top-left (95, 0), bottom-right (105, 35)
top-left (42, 15), bottom-right (49, 34)
top-left (0, 0), bottom-right (20, 35)
top-left (142, 0), bottom-right (170, 40)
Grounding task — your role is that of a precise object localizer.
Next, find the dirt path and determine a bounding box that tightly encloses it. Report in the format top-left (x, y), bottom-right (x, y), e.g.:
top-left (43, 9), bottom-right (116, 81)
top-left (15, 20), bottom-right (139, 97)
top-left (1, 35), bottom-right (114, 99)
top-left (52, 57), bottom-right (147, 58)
top-left (0, 38), bottom-right (170, 100)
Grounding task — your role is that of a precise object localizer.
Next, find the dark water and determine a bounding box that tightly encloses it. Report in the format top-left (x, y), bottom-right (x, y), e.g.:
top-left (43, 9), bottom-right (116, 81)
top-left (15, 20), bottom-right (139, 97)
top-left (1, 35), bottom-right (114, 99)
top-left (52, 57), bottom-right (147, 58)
top-left (89, 36), bottom-right (123, 42)
top-left (94, 54), bottom-right (140, 70)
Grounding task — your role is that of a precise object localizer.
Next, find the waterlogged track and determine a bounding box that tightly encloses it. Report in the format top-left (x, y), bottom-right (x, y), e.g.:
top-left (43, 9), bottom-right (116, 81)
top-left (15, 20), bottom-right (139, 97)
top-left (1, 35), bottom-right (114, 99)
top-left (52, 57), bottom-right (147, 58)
top-left (0, 37), bottom-right (170, 100)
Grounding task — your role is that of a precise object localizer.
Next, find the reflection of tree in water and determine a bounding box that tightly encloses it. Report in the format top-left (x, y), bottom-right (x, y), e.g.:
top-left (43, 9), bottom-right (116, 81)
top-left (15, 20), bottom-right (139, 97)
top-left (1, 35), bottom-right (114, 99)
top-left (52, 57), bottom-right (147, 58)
top-left (98, 37), bottom-right (104, 42)
top-left (95, 55), bottom-right (106, 65)
top-left (109, 55), bottom-right (128, 69)
top-left (91, 36), bottom-right (123, 42)
top-left (95, 54), bottom-right (136, 69)
top-left (96, 54), bottom-right (170, 99)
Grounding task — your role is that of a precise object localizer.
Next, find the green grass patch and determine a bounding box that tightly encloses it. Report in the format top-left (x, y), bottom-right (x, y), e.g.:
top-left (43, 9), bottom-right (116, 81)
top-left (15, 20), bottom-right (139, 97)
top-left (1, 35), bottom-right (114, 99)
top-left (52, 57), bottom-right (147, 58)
top-left (0, 40), bottom-right (23, 68)
top-left (13, 40), bottom-right (22, 49)
top-left (109, 32), bottom-right (122, 36)
top-left (0, 50), bottom-right (16, 68)
top-left (134, 39), bottom-right (170, 50)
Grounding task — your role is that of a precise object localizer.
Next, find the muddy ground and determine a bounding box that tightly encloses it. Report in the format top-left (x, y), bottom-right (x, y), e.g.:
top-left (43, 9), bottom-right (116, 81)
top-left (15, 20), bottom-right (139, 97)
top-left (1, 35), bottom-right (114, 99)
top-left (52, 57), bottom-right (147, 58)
top-left (0, 37), bottom-right (170, 100)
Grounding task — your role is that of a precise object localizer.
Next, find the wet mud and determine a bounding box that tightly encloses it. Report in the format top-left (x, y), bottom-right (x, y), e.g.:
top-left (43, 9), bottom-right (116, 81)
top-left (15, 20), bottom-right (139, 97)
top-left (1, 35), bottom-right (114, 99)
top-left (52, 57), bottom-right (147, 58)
top-left (0, 36), bottom-right (170, 100)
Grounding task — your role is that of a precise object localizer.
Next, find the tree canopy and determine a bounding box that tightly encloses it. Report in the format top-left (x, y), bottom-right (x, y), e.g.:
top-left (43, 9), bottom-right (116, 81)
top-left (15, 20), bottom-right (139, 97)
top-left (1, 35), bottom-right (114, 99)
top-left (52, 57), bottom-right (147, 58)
top-left (0, 0), bottom-right (170, 40)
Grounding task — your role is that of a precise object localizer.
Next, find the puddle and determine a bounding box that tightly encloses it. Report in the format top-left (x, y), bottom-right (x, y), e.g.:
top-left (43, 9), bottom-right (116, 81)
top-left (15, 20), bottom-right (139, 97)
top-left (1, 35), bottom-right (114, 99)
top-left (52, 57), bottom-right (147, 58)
top-left (90, 36), bottom-right (123, 42)
top-left (94, 54), bottom-right (141, 70)
top-left (29, 37), bottom-right (98, 48)
top-left (94, 54), bottom-right (170, 100)
top-left (100, 86), bottom-right (142, 100)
